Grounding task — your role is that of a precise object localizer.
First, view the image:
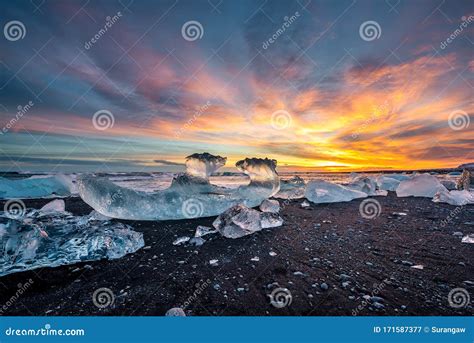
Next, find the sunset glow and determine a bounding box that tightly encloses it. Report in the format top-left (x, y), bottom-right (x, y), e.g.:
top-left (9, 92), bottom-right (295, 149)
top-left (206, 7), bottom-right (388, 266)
top-left (1, 1), bottom-right (472, 172)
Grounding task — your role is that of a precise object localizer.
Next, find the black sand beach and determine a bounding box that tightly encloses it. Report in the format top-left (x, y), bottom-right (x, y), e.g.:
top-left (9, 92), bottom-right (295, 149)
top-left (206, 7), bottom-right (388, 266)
top-left (0, 193), bottom-right (473, 316)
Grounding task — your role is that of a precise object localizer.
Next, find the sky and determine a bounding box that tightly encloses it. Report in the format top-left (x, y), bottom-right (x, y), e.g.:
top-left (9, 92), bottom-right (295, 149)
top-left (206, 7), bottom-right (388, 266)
top-left (0, 0), bottom-right (473, 173)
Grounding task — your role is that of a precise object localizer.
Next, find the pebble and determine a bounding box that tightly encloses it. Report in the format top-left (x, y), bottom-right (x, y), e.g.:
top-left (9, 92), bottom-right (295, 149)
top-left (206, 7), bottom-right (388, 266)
top-left (250, 256), bottom-right (260, 262)
top-left (269, 251), bottom-right (277, 256)
top-left (320, 283), bottom-right (328, 290)
top-left (209, 259), bottom-right (219, 266)
top-left (373, 302), bottom-right (385, 310)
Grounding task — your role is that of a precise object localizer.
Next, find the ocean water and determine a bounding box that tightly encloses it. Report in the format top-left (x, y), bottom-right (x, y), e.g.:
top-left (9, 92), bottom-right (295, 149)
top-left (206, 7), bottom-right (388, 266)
top-left (2, 171), bottom-right (461, 194)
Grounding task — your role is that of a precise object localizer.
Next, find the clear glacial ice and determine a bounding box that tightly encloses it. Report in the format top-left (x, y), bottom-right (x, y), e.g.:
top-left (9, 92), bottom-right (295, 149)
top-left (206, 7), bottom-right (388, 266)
top-left (433, 189), bottom-right (474, 206)
top-left (212, 204), bottom-right (283, 239)
top-left (78, 153), bottom-right (280, 220)
top-left (274, 176), bottom-right (306, 199)
top-left (305, 180), bottom-right (368, 204)
top-left (396, 174), bottom-right (447, 198)
top-left (0, 206), bottom-right (144, 277)
top-left (0, 175), bottom-right (73, 199)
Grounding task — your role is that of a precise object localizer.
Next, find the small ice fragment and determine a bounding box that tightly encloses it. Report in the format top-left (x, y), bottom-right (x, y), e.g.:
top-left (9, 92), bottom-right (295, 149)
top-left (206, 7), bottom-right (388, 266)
top-left (453, 232), bottom-right (463, 237)
top-left (259, 199), bottom-right (280, 213)
top-left (212, 204), bottom-right (262, 238)
top-left (393, 212), bottom-right (407, 216)
top-left (40, 199), bottom-right (65, 213)
top-left (461, 234), bottom-right (474, 244)
top-left (305, 180), bottom-right (367, 204)
top-left (260, 212), bottom-right (284, 229)
top-left (269, 251), bottom-right (277, 256)
top-left (433, 189), bottom-right (474, 206)
top-left (411, 265), bottom-right (424, 270)
top-left (250, 256), bottom-right (260, 262)
top-left (165, 307), bottom-right (186, 316)
top-left (173, 236), bottom-right (190, 245)
top-left (188, 237), bottom-right (205, 246)
top-left (209, 259), bottom-right (219, 266)
top-left (301, 200), bottom-right (310, 208)
top-left (194, 225), bottom-right (217, 238)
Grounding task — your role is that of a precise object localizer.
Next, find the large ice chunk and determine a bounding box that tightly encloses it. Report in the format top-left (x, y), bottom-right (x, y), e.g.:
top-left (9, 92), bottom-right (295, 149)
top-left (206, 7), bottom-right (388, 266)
top-left (259, 199), bottom-right (280, 213)
top-left (305, 180), bottom-right (367, 204)
top-left (78, 154), bottom-right (280, 221)
top-left (396, 174), bottom-right (447, 198)
top-left (0, 209), bottom-right (144, 277)
top-left (432, 189), bottom-right (474, 206)
top-left (0, 175), bottom-right (72, 199)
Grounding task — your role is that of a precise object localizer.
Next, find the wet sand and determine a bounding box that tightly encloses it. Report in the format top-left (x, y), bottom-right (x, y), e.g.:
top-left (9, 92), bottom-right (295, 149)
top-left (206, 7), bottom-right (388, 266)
top-left (0, 193), bottom-right (473, 316)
